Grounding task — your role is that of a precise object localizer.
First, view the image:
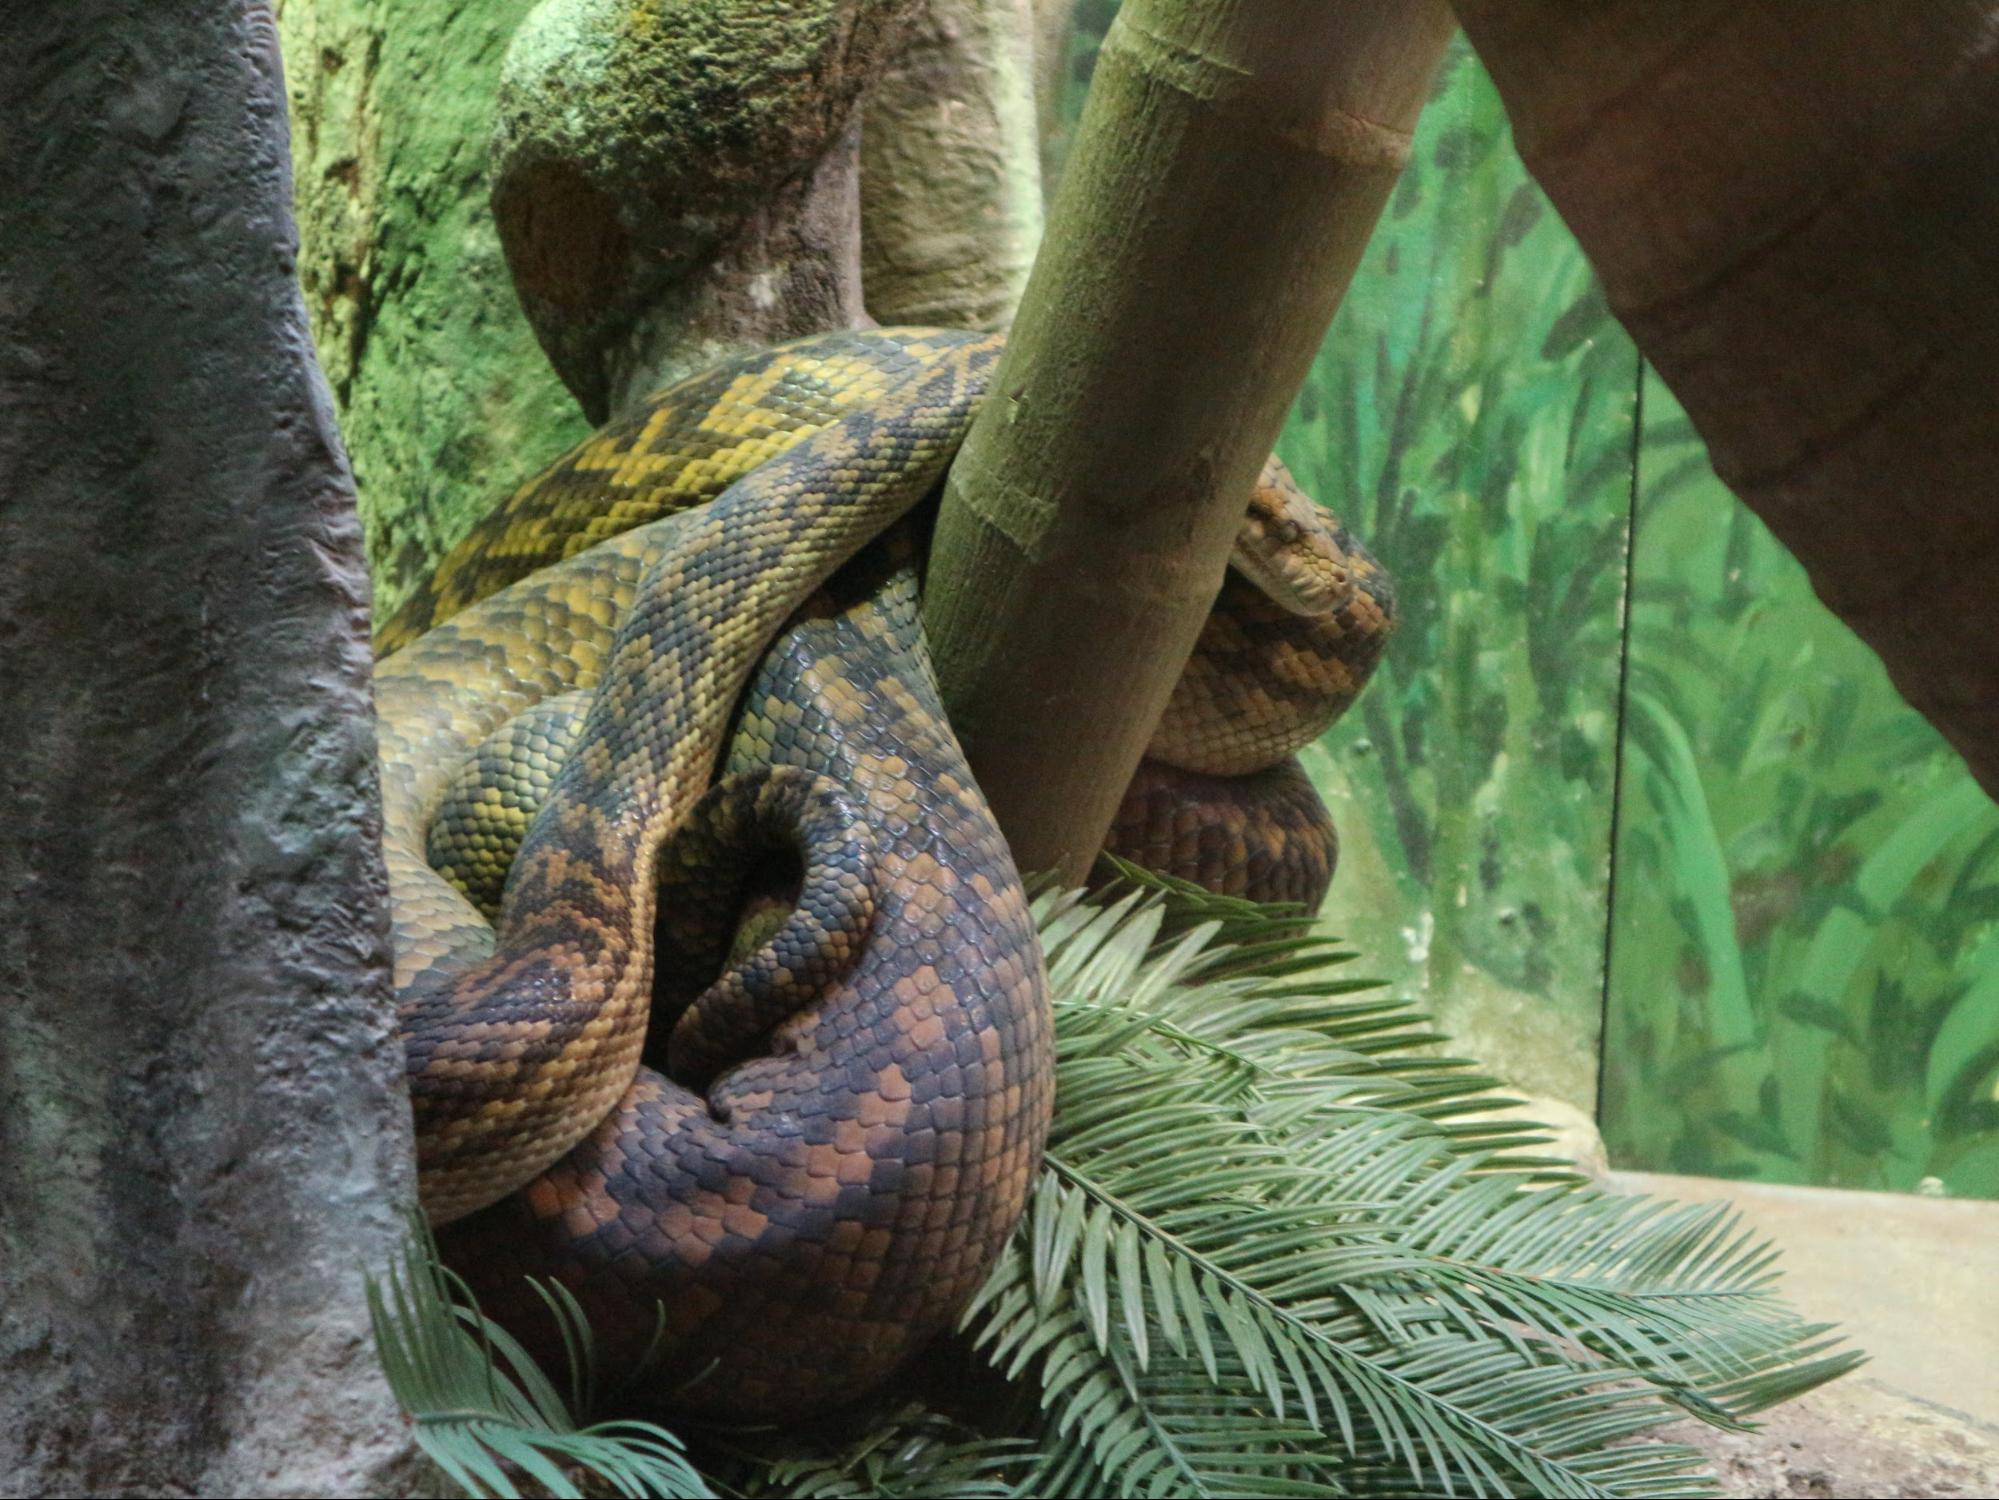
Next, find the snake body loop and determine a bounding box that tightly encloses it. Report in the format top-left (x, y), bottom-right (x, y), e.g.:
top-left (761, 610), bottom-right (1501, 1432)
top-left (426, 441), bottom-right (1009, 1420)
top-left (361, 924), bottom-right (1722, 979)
top-left (648, 763), bottom-right (881, 1087)
top-left (435, 533), bottom-right (1051, 1414)
top-left (385, 334), bottom-right (1008, 1226)
top-left (376, 328), bottom-right (1390, 1413)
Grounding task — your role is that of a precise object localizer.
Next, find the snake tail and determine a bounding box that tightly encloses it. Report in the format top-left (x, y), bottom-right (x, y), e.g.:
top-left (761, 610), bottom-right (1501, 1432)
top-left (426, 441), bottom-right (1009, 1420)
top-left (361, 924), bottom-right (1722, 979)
top-left (652, 765), bottom-right (880, 1087)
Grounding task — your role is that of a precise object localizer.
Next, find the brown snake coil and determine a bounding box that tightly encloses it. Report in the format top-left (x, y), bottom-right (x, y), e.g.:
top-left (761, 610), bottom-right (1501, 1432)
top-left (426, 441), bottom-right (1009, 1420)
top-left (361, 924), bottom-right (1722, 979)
top-left (374, 328), bottom-right (1391, 1415)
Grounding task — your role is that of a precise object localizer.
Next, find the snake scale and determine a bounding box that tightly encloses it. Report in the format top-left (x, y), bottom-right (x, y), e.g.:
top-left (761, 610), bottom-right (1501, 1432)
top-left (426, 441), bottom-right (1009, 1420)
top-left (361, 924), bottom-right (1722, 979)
top-left (375, 328), bottom-right (1392, 1417)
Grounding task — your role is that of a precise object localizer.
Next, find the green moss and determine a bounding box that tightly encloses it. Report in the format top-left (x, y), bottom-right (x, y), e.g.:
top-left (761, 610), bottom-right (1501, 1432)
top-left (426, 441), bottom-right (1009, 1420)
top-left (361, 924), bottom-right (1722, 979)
top-left (281, 0), bottom-right (588, 622)
top-left (494, 0), bottom-right (865, 222)
top-left (490, 0), bottom-right (903, 416)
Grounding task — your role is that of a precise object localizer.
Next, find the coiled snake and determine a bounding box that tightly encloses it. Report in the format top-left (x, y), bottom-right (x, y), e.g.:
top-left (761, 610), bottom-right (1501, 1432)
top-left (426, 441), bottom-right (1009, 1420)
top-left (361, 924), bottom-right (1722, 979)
top-left (375, 328), bottom-right (1391, 1417)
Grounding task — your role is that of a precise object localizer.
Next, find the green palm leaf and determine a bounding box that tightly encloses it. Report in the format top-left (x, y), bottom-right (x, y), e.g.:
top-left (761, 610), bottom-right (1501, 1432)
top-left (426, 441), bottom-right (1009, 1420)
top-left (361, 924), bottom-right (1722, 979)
top-left (954, 877), bottom-right (1861, 1499)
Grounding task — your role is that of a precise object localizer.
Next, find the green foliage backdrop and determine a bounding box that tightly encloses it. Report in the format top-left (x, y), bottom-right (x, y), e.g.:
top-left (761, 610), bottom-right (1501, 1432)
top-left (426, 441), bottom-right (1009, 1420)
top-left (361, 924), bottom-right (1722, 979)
top-left (1601, 374), bottom-right (1999, 1198)
top-left (1271, 44), bottom-right (1636, 1112)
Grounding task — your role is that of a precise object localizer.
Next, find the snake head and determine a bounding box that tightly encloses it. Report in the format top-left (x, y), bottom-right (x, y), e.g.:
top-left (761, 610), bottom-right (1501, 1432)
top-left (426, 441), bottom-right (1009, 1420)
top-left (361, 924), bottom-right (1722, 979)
top-left (1230, 455), bottom-right (1357, 618)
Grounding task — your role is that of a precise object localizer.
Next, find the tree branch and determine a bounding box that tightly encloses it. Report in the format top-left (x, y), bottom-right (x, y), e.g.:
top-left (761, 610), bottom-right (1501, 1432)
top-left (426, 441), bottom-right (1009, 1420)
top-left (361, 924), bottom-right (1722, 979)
top-left (862, 0), bottom-right (1045, 327)
top-left (923, 0), bottom-right (1457, 879)
top-left (489, 0), bottom-right (926, 422)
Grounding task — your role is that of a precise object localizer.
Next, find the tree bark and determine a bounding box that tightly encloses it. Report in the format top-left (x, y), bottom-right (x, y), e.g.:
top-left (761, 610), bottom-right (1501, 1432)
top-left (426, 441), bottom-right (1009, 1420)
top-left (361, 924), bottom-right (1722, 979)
top-left (0, 5), bottom-right (420, 1495)
top-left (922, 0), bottom-right (1457, 880)
top-left (861, 0), bottom-right (1044, 327)
top-left (1452, 0), bottom-right (1999, 800)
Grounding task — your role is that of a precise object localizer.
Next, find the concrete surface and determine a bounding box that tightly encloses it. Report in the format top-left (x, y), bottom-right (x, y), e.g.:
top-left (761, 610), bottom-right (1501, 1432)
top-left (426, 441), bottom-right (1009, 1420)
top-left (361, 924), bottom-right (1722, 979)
top-left (1613, 1171), bottom-right (1999, 1498)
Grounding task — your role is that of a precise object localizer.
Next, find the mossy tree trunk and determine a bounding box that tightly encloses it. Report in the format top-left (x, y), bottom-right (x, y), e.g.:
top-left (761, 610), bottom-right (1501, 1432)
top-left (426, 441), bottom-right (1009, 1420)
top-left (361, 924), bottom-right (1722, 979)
top-left (488, 0), bottom-right (924, 424)
top-left (277, 0), bottom-right (587, 624)
top-left (0, 4), bottom-right (420, 1495)
top-left (279, 0), bottom-right (931, 620)
top-left (923, 0), bottom-right (1458, 879)
top-left (1453, 0), bottom-right (1999, 800)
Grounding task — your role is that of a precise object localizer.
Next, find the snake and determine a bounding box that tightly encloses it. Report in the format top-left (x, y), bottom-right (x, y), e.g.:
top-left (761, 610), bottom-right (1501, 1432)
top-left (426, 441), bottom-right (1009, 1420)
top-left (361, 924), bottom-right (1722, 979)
top-left (373, 328), bottom-right (1392, 1417)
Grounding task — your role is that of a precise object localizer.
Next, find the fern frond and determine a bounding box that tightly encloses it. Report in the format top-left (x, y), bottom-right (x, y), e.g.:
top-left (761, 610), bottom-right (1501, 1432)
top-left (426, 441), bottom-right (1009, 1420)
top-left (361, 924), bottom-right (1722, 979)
top-left (952, 880), bottom-right (1861, 1499)
top-left (974, 1230), bottom-right (1356, 1498)
top-left (368, 1219), bottom-right (710, 1500)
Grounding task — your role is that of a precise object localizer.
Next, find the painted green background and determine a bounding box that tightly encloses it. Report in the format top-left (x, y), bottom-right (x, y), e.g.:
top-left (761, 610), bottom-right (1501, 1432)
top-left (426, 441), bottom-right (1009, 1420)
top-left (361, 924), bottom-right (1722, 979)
top-left (1078, 18), bottom-right (1999, 1199)
top-left (1275, 47), bottom-right (1636, 1113)
top-left (1602, 373), bottom-right (1999, 1199)
top-left (288, 7), bottom-right (1999, 1200)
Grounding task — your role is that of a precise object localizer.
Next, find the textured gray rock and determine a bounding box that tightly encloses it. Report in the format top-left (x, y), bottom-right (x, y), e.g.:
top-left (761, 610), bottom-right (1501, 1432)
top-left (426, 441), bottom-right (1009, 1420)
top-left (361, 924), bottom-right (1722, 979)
top-left (1611, 1173), bottom-right (1999, 1499)
top-left (1661, 1379), bottom-right (1999, 1500)
top-left (0, 5), bottom-right (422, 1494)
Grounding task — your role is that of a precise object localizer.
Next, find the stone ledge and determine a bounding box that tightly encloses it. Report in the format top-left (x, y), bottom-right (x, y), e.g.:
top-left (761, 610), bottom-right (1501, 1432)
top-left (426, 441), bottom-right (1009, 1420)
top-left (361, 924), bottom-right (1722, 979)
top-left (1611, 1171), bottom-right (1999, 1498)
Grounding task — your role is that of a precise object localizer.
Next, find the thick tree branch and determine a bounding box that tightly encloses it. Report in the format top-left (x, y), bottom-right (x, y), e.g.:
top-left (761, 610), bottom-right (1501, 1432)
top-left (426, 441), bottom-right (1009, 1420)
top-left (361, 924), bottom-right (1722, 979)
top-left (0, 5), bottom-right (419, 1493)
top-left (1454, 0), bottom-right (1999, 798)
top-left (862, 0), bottom-right (1045, 327)
top-left (923, 0), bottom-right (1457, 880)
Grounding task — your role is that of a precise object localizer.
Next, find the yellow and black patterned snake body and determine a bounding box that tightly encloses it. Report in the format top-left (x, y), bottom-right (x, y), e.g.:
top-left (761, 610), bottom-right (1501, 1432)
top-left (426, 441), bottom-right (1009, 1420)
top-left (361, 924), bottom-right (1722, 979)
top-left (375, 329), bottom-right (1391, 1416)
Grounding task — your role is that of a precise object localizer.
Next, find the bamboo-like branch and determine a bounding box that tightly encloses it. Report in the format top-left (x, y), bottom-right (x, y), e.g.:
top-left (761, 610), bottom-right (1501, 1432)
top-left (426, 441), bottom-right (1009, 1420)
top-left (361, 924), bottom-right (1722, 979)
top-left (1454, 0), bottom-right (1999, 798)
top-left (923, 0), bottom-right (1457, 880)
